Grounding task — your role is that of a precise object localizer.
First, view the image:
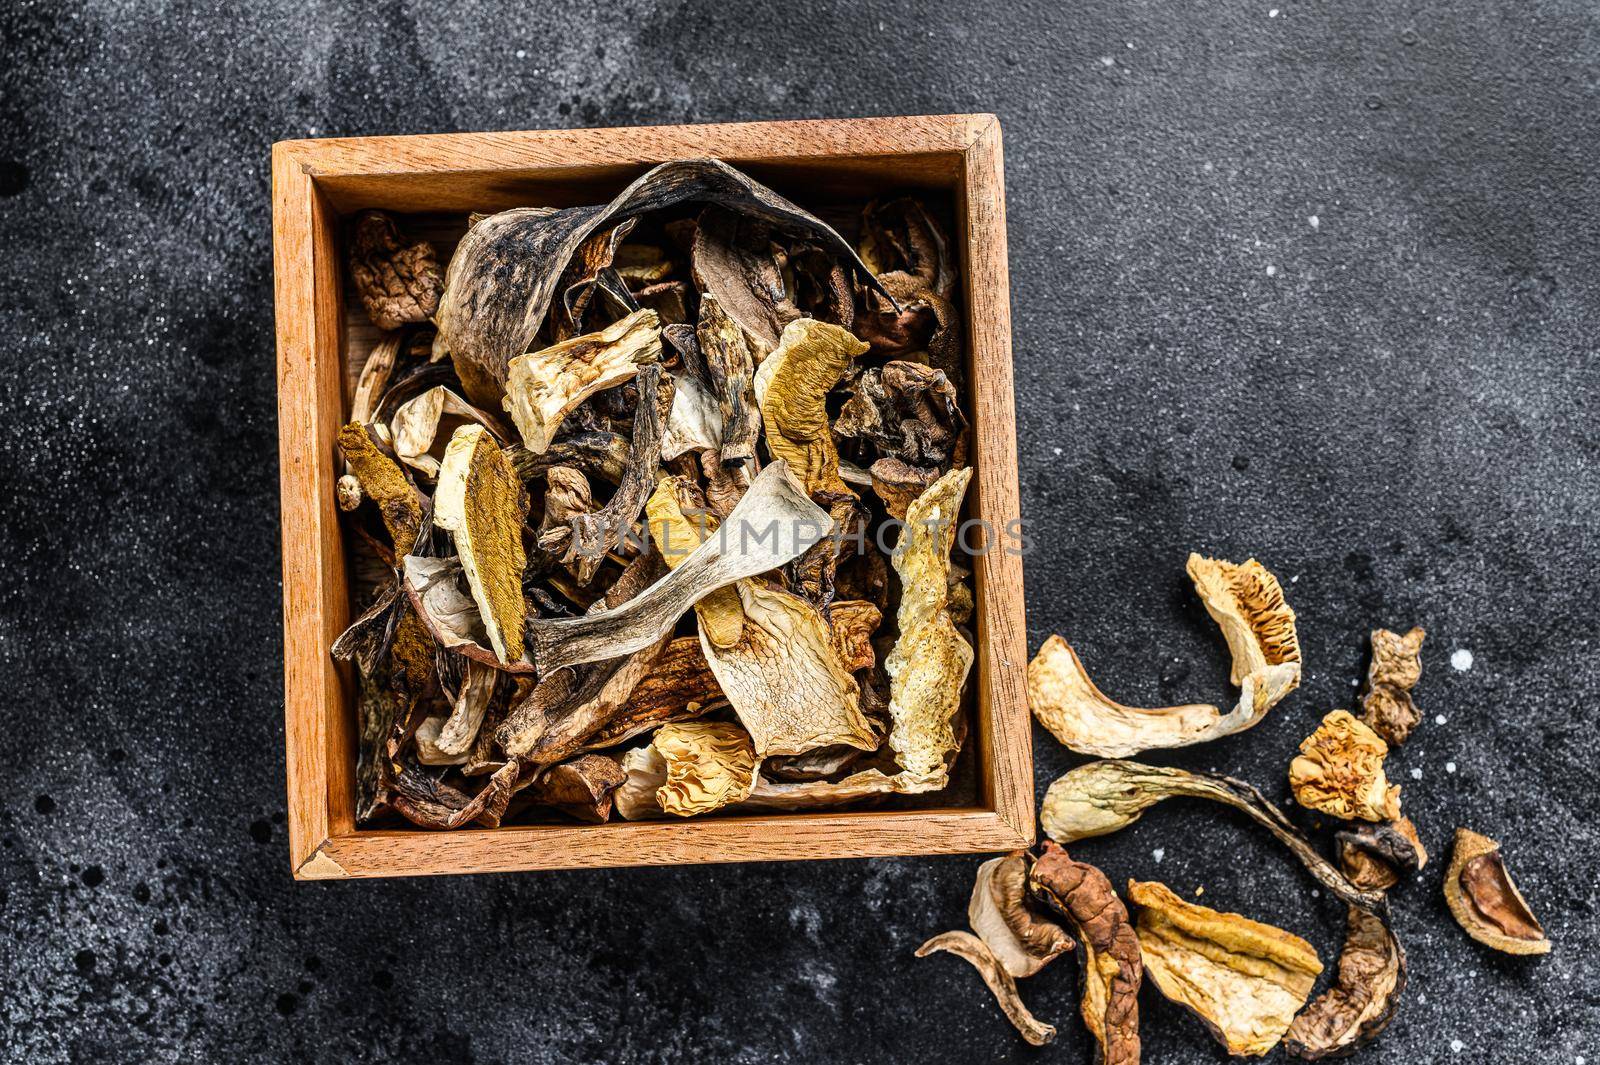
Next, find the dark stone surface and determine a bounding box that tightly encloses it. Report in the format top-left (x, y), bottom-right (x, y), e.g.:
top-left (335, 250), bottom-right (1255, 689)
top-left (2, 1), bottom-right (1596, 1061)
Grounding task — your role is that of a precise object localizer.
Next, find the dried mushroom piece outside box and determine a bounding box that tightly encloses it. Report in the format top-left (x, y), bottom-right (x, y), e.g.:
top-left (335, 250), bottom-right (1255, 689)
top-left (1443, 828), bottom-right (1551, 956)
top-left (1289, 710), bottom-right (1401, 822)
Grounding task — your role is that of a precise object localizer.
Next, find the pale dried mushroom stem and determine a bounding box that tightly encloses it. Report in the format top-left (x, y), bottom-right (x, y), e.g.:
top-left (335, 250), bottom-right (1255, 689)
top-left (643, 475), bottom-right (745, 648)
top-left (1443, 828), bottom-right (1551, 955)
top-left (914, 931), bottom-right (1057, 1047)
top-left (1288, 710), bottom-right (1402, 822)
top-left (1128, 879), bottom-right (1322, 1057)
top-left (652, 721), bottom-right (758, 816)
top-left (502, 308), bottom-right (660, 454)
top-left (1360, 625), bottom-right (1426, 746)
top-left (1026, 842), bottom-right (1142, 1065)
top-left (968, 852), bottom-right (1073, 979)
top-left (432, 424), bottom-right (529, 665)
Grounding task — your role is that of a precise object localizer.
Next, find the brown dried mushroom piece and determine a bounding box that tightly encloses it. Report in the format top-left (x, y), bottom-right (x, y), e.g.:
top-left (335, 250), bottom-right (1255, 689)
top-left (835, 361), bottom-right (967, 476)
top-left (349, 210), bottom-right (443, 330)
top-left (516, 753), bottom-right (626, 822)
top-left (1028, 635), bottom-right (1298, 759)
top-left (652, 721), bottom-right (759, 816)
top-left (968, 852), bottom-right (1073, 979)
top-left (1027, 842), bottom-right (1142, 1065)
top-left (1443, 828), bottom-right (1551, 956)
top-left (915, 931), bottom-right (1057, 1047)
top-left (436, 158), bottom-right (889, 407)
top-left (855, 199), bottom-right (962, 376)
top-left (1360, 626), bottom-right (1426, 746)
top-left (1283, 907), bottom-right (1407, 1060)
top-left (692, 206), bottom-right (800, 351)
top-left (1289, 710), bottom-right (1402, 823)
top-left (1128, 879), bottom-right (1323, 1056)
top-left (502, 307), bottom-right (660, 454)
top-left (432, 424), bottom-right (529, 665)
top-left (1336, 818), bottom-right (1428, 893)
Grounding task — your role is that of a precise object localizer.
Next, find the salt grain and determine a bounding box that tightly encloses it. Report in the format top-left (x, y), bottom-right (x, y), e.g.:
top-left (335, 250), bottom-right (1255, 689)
top-left (1451, 1040), bottom-right (1464, 1053)
top-left (1451, 648), bottom-right (1474, 671)
top-left (1446, 762), bottom-right (1457, 774)
top-left (1153, 848), bottom-right (1165, 863)
top-left (1436, 714), bottom-right (1448, 725)
top-left (1308, 215), bottom-right (1320, 229)
top-left (1410, 767), bottom-right (1423, 780)
top-left (1266, 265), bottom-right (1278, 276)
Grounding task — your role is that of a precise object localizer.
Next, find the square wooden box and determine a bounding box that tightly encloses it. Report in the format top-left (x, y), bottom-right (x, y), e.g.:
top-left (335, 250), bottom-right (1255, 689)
top-left (272, 114), bottom-right (1032, 880)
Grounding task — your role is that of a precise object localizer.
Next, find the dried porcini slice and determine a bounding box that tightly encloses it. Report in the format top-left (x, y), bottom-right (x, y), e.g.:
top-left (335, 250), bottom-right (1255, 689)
top-left (581, 635), bottom-right (721, 749)
top-left (651, 721), bottom-right (758, 816)
top-left (1027, 841), bottom-right (1142, 1065)
top-left (434, 657), bottom-right (499, 758)
top-left (1187, 552), bottom-right (1302, 684)
top-left (1283, 907), bottom-right (1407, 1060)
top-left (349, 210), bottom-right (443, 330)
top-left (753, 317), bottom-right (868, 499)
top-left (1359, 626), bottom-right (1426, 746)
top-left (502, 307), bottom-right (660, 454)
top-left (1336, 818), bottom-right (1428, 892)
top-left (644, 475), bottom-right (744, 648)
top-left (390, 385), bottom-right (510, 478)
top-left (884, 467), bottom-right (973, 784)
top-left (969, 852), bottom-right (1073, 978)
top-left (692, 206), bottom-right (800, 351)
top-left (1443, 828), bottom-right (1551, 955)
top-left (1289, 710), bottom-right (1402, 823)
top-left (432, 424), bottom-right (529, 664)
top-left (856, 199), bottom-right (962, 377)
top-left (1128, 879), bottom-right (1323, 1056)
top-left (697, 293), bottom-right (761, 470)
top-left (915, 931), bottom-right (1058, 1047)
top-left (517, 753), bottom-right (626, 822)
top-left (338, 334), bottom-right (404, 511)
top-left (337, 422), bottom-right (423, 556)
top-left (436, 158), bottom-right (889, 407)
top-left (525, 460), bottom-right (831, 673)
top-left (660, 373), bottom-right (724, 462)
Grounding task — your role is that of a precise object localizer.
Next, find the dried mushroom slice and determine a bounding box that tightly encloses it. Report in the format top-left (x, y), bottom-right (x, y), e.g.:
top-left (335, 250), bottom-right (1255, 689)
top-left (702, 579), bottom-right (877, 759)
top-left (644, 475), bottom-right (744, 648)
top-left (503, 308), bottom-right (660, 453)
top-left (652, 721), bottom-right (758, 816)
top-left (1289, 710), bottom-right (1402, 823)
top-left (1186, 553), bottom-right (1302, 685)
top-left (578, 636), bottom-right (721, 750)
top-left (692, 207), bottom-right (799, 351)
top-left (856, 199), bottom-right (961, 377)
top-left (1028, 635), bottom-right (1297, 759)
top-left (433, 425), bottom-right (530, 665)
top-left (660, 373), bottom-right (725, 462)
top-left (1443, 828), bottom-right (1551, 955)
top-left (349, 210), bottom-right (442, 330)
top-left (1027, 842), bottom-right (1142, 1065)
top-left (1360, 626), bottom-right (1426, 746)
top-left (915, 931), bottom-right (1057, 1047)
top-left (436, 159), bottom-right (889, 407)
top-left (1283, 907), bottom-right (1407, 1060)
top-left (753, 317), bottom-right (867, 499)
top-left (526, 460), bottom-right (830, 673)
top-left (884, 467), bottom-right (973, 784)
top-left (969, 852), bottom-right (1073, 979)
top-left (433, 657), bottom-right (498, 757)
top-left (1128, 879), bottom-right (1323, 1056)
top-left (517, 753), bottom-right (626, 822)
top-left (338, 334), bottom-right (404, 511)
top-left (337, 422), bottom-right (423, 556)
top-left (698, 293), bottom-right (761, 470)
top-left (1336, 818), bottom-right (1428, 893)
top-left (390, 385), bottom-right (510, 478)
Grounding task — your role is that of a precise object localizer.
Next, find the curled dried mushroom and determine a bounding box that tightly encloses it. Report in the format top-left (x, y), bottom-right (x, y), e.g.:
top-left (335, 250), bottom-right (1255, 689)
top-left (1443, 828), bottom-right (1550, 956)
top-left (916, 931), bottom-right (1057, 1047)
top-left (1289, 710), bottom-right (1402, 823)
top-left (1359, 626), bottom-right (1426, 746)
top-left (503, 307), bottom-right (660, 454)
top-left (968, 852), bottom-right (1073, 979)
top-left (1027, 841), bottom-right (1142, 1065)
top-left (1336, 818), bottom-right (1428, 893)
top-left (1128, 879), bottom-right (1322, 1056)
top-left (651, 721), bottom-right (758, 816)
top-left (1283, 906), bottom-right (1407, 1060)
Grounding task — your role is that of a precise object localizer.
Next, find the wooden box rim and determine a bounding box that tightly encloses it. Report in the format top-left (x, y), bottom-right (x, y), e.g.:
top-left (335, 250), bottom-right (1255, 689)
top-left (273, 113), bottom-right (1032, 880)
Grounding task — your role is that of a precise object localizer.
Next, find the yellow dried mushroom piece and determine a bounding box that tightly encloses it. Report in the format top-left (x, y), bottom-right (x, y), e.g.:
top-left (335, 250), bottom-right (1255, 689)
top-left (336, 422), bottom-right (422, 555)
top-left (652, 721), bottom-right (758, 817)
top-left (432, 424), bottom-right (530, 665)
top-left (1289, 710), bottom-right (1401, 822)
top-left (1186, 553), bottom-right (1302, 683)
top-left (1443, 828), bottom-right (1551, 956)
top-left (753, 317), bottom-right (868, 498)
top-left (1129, 880), bottom-right (1323, 1057)
top-left (503, 307), bottom-right (660, 453)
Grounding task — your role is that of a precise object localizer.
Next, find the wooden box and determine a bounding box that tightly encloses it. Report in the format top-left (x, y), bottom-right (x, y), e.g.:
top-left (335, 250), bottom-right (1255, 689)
top-left (272, 114), bottom-right (1032, 879)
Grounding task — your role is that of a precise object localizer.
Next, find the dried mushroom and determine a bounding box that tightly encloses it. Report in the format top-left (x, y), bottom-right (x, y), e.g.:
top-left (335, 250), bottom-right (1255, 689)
top-left (969, 852), bottom-right (1073, 978)
top-left (1186, 554), bottom-right (1301, 684)
top-left (651, 721), bottom-right (758, 816)
top-left (1359, 626), bottom-right (1426, 746)
top-left (754, 317), bottom-right (868, 499)
top-left (697, 293), bottom-right (761, 470)
top-left (915, 931), bottom-right (1058, 1047)
top-left (349, 210), bottom-right (442, 330)
top-left (692, 207), bottom-right (798, 351)
top-left (1027, 841), bottom-right (1142, 1065)
top-left (502, 308), bottom-right (660, 454)
top-left (644, 476), bottom-right (744, 648)
top-left (1028, 634), bottom-right (1294, 759)
top-left (1443, 828), bottom-right (1550, 955)
top-left (1289, 710), bottom-right (1402, 823)
top-left (517, 753), bottom-right (625, 822)
top-left (432, 424), bottom-right (529, 665)
top-left (336, 422), bottom-right (423, 556)
top-left (855, 199), bottom-right (961, 377)
top-left (390, 385), bottom-right (509, 478)
top-left (338, 334), bottom-right (403, 511)
top-left (1336, 818), bottom-right (1428, 893)
top-left (884, 467), bottom-right (973, 783)
top-left (1283, 907), bottom-right (1407, 1060)
top-left (1128, 879), bottom-right (1323, 1056)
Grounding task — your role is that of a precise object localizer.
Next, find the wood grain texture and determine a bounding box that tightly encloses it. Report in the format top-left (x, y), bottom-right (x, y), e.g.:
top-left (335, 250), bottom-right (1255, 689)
top-left (274, 114), bottom-right (1032, 879)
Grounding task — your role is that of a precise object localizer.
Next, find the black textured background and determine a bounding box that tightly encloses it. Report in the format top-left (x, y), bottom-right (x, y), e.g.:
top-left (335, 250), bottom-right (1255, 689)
top-left (2, 1), bottom-right (1597, 1062)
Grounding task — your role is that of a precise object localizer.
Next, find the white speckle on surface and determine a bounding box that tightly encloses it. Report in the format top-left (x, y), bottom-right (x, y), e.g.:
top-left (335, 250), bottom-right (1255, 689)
top-left (515, 48), bottom-right (526, 58)
top-left (1436, 713), bottom-right (1448, 725)
top-left (1410, 767), bottom-right (1423, 780)
top-left (1269, 8), bottom-right (1280, 16)
top-left (1451, 648), bottom-right (1475, 671)
top-left (1311, 889), bottom-right (1320, 898)
top-left (1447, 761), bottom-right (1457, 773)
top-left (1266, 264), bottom-right (1278, 276)
top-left (1451, 1040), bottom-right (1464, 1053)
top-left (1100, 56), bottom-right (1115, 66)
top-left (1290, 574), bottom-right (1300, 583)
top-left (1351, 678), bottom-right (1360, 686)
top-left (1308, 214), bottom-right (1320, 229)
top-left (1052, 446), bottom-right (1063, 456)
top-left (1577, 1056), bottom-right (1585, 1065)
top-left (1153, 848), bottom-right (1165, 863)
